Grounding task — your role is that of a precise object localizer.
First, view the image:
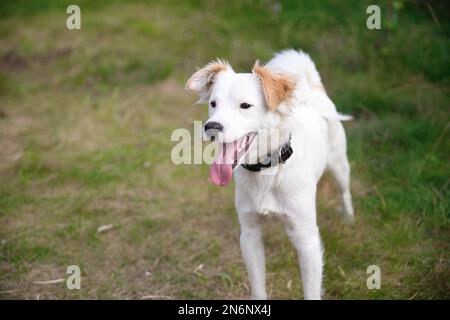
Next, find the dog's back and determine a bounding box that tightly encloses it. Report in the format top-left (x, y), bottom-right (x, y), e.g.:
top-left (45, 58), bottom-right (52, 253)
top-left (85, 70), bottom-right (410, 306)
top-left (265, 49), bottom-right (323, 88)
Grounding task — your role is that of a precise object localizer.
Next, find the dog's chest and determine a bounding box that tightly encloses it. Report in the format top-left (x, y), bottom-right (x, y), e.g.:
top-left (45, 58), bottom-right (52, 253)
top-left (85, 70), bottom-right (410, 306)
top-left (234, 167), bottom-right (288, 215)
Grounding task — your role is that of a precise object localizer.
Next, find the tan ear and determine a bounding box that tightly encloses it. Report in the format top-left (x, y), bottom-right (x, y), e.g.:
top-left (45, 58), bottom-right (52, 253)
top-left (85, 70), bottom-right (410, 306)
top-left (185, 59), bottom-right (229, 103)
top-left (253, 61), bottom-right (295, 111)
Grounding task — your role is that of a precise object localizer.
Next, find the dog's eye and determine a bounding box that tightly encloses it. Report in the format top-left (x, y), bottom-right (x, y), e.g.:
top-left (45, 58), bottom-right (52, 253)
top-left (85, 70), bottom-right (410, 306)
top-left (210, 101), bottom-right (216, 108)
top-left (240, 103), bottom-right (252, 109)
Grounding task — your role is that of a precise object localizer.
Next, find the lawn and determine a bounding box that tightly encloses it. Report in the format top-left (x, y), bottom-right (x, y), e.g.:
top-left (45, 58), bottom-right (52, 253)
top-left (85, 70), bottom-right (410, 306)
top-left (0, 0), bottom-right (449, 299)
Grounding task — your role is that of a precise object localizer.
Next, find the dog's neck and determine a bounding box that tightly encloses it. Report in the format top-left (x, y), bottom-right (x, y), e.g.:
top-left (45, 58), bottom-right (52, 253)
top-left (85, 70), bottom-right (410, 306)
top-left (242, 132), bottom-right (293, 172)
top-left (246, 122), bottom-right (292, 165)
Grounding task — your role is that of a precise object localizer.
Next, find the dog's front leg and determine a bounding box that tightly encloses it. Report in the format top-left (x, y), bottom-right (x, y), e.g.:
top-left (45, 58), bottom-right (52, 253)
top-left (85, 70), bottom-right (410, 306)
top-left (283, 204), bottom-right (323, 300)
top-left (238, 211), bottom-right (267, 300)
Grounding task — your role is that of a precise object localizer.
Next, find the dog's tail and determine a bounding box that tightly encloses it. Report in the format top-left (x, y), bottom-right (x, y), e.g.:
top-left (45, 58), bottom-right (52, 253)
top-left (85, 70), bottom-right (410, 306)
top-left (336, 113), bottom-right (354, 121)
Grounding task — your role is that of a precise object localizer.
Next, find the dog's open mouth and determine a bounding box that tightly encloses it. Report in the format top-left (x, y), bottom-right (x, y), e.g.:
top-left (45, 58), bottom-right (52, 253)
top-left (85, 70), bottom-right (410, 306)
top-left (209, 132), bottom-right (256, 186)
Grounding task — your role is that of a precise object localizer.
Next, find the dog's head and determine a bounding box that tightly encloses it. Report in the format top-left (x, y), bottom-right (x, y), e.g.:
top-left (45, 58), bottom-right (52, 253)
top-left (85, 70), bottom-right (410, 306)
top-left (186, 59), bottom-right (295, 186)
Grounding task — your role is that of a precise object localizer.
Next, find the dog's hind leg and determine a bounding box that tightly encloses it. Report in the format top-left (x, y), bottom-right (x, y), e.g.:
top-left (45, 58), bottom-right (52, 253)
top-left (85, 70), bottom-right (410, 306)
top-left (327, 121), bottom-right (355, 223)
top-left (238, 211), bottom-right (267, 300)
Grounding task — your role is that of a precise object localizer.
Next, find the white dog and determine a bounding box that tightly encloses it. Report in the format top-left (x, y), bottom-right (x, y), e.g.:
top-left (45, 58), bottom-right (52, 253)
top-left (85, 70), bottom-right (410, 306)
top-left (186, 49), bottom-right (354, 300)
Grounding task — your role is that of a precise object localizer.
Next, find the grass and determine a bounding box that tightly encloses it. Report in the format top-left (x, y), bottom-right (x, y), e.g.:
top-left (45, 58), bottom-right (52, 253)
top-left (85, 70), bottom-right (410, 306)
top-left (0, 0), bottom-right (449, 299)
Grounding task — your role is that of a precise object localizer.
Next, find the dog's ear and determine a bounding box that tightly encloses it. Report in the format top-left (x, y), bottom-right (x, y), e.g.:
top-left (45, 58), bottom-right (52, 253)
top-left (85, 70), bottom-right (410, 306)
top-left (253, 61), bottom-right (295, 111)
top-left (185, 59), bottom-right (230, 103)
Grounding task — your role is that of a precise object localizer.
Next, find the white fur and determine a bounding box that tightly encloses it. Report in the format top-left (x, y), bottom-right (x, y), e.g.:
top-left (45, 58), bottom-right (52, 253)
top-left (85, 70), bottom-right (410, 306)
top-left (188, 49), bottom-right (354, 300)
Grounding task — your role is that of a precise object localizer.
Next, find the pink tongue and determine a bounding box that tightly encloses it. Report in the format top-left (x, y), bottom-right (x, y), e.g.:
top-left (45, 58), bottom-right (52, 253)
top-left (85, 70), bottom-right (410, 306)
top-left (210, 141), bottom-right (239, 186)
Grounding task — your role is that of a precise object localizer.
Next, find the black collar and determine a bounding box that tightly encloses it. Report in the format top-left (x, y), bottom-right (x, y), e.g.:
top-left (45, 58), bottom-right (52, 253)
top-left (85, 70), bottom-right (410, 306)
top-left (241, 134), bottom-right (293, 172)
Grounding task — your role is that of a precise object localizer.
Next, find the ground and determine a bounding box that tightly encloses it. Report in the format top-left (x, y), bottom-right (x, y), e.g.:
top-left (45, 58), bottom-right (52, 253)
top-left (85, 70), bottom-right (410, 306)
top-left (0, 0), bottom-right (449, 299)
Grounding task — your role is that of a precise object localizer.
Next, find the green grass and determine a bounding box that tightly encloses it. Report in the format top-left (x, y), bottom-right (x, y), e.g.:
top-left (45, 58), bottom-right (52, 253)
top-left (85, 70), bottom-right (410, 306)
top-left (0, 0), bottom-right (449, 299)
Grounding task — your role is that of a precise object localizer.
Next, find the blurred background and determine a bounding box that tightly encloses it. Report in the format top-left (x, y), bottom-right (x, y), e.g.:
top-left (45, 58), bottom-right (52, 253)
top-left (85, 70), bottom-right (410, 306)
top-left (0, 0), bottom-right (448, 299)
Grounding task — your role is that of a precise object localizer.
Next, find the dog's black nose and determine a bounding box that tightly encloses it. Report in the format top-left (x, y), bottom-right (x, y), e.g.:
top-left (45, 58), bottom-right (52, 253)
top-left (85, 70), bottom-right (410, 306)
top-left (204, 121), bottom-right (223, 132)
